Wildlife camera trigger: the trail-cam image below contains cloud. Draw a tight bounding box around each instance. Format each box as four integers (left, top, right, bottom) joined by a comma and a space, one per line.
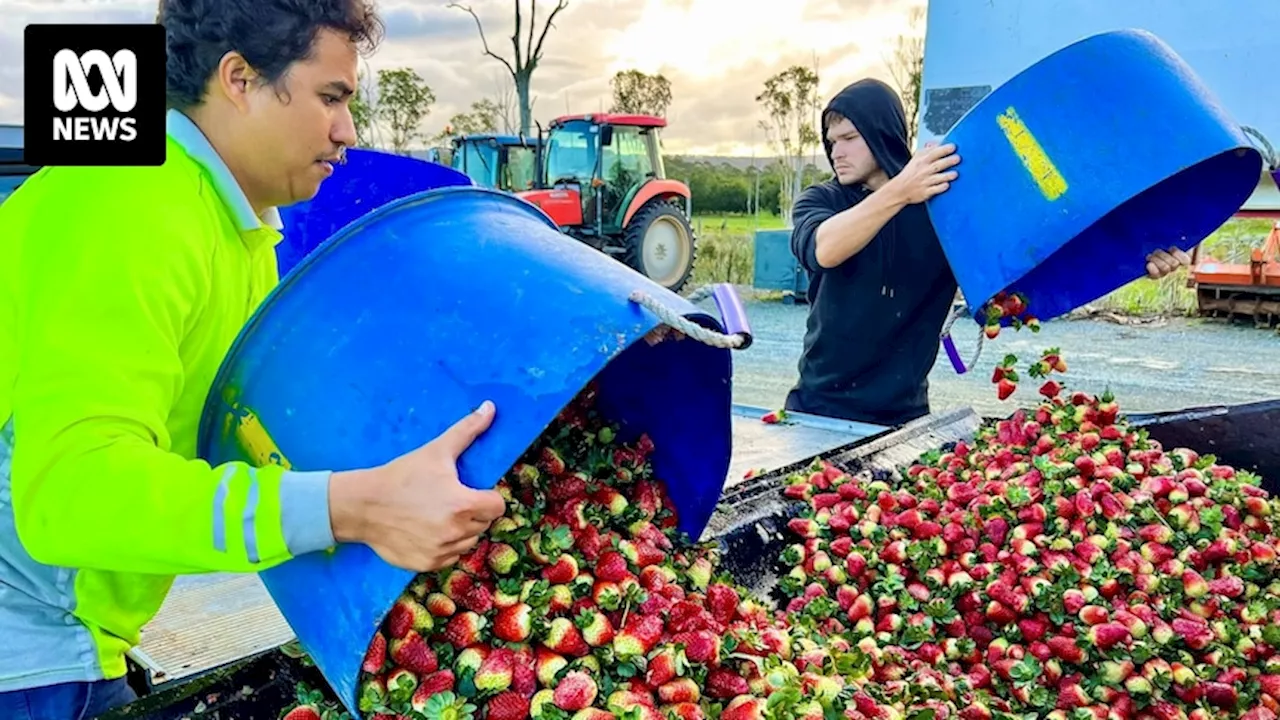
0, 0, 922, 155
0, 1, 158, 126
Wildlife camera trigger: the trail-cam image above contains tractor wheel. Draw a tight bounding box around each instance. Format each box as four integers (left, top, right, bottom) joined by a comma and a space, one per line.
622, 200, 697, 293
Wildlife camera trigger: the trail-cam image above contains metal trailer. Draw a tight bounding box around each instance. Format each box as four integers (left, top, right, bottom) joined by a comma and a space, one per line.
105, 398, 1280, 718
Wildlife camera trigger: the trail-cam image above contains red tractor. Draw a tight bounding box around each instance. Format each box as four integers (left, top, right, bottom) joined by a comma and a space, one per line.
517, 114, 698, 293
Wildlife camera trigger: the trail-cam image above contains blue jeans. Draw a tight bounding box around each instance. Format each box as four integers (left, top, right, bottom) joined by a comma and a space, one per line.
0, 677, 137, 719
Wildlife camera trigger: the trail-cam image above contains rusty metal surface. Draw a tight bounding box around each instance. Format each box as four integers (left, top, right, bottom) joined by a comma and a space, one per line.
1196, 285, 1280, 328
138, 574, 295, 685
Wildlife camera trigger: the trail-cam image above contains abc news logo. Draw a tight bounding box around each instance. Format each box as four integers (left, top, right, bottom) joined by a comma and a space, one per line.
24, 24, 165, 166
53, 49, 140, 142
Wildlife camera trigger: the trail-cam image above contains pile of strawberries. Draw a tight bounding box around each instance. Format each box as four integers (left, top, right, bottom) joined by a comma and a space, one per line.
286, 382, 906, 720
281, 292, 1280, 720
777, 348, 1280, 720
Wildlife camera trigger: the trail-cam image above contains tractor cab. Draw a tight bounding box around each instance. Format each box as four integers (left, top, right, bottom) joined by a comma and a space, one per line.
518, 114, 697, 292
450, 134, 540, 193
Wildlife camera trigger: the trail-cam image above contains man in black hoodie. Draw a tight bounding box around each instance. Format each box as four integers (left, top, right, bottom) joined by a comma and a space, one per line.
785, 79, 1190, 427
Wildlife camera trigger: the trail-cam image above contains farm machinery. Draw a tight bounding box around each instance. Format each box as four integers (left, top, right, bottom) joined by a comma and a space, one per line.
1190, 219, 1280, 327
516, 113, 698, 293
448, 133, 540, 193
1189, 159, 1280, 329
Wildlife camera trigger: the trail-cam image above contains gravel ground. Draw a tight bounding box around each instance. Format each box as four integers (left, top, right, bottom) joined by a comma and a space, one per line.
694, 295, 1280, 420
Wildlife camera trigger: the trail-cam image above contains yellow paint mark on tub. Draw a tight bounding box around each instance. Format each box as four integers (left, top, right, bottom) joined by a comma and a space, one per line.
996, 106, 1068, 201
231, 405, 293, 469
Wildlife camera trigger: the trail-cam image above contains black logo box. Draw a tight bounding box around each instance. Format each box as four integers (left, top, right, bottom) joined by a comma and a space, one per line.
24, 24, 166, 167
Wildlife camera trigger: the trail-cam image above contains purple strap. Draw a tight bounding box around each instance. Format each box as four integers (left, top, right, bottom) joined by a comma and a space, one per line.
943, 333, 969, 374
710, 283, 753, 349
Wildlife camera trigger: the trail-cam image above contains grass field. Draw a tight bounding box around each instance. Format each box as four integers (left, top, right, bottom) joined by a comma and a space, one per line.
689, 212, 784, 286
689, 212, 1274, 317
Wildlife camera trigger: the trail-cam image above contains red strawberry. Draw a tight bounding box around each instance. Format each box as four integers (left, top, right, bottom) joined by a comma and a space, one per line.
621, 539, 667, 568
720, 696, 765, 720
540, 447, 567, 475
362, 631, 386, 674
544, 554, 579, 585
544, 617, 590, 657
593, 581, 623, 612
458, 541, 491, 576
495, 603, 533, 643
536, 648, 568, 687
788, 518, 820, 538
658, 678, 701, 704
1079, 605, 1109, 626
283, 706, 322, 720
411, 670, 456, 710
443, 611, 486, 649
390, 632, 438, 675
706, 668, 750, 698
671, 630, 719, 665
475, 647, 516, 693
487, 691, 530, 720
1202, 681, 1239, 709
997, 378, 1017, 400
385, 596, 433, 639
1086, 623, 1130, 650
662, 704, 704, 720
487, 543, 520, 575
460, 582, 494, 615
1209, 575, 1244, 598
614, 614, 664, 658
706, 583, 740, 624
646, 647, 685, 687
596, 551, 630, 583
1048, 636, 1085, 664
1183, 570, 1209, 598
426, 593, 457, 618
1259, 674, 1280, 699
1171, 618, 1214, 650
1018, 617, 1049, 643
576, 610, 616, 647
553, 671, 599, 711
573, 524, 607, 560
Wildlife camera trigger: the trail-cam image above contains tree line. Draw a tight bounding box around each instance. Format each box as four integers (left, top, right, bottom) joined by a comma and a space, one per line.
352, 2, 924, 221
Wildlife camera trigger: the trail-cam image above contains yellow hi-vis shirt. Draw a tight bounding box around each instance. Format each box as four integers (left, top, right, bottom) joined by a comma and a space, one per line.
0, 109, 334, 691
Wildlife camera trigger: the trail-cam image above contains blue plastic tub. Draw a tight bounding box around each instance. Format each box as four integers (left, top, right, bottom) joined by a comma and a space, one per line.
926, 28, 1263, 323
275, 148, 474, 275
196, 184, 743, 714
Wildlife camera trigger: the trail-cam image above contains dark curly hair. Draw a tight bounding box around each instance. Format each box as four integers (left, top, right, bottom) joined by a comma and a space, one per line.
159, 0, 384, 110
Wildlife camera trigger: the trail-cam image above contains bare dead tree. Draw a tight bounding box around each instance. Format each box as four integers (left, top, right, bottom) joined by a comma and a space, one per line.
886, 6, 926, 149
449, 0, 569, 135
489, 72, 520, 135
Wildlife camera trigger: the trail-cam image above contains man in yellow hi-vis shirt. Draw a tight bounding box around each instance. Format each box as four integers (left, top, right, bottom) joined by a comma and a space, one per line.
0, 2, 507, 717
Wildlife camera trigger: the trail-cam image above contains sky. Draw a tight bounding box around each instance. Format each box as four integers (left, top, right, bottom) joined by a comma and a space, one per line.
0, 0, 927, 157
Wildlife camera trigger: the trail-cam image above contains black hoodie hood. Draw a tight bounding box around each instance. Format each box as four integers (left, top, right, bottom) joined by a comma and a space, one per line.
821, 78, 912, 200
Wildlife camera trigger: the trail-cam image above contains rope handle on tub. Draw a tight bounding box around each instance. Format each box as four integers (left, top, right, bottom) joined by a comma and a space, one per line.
1242, 126, 1279, 171
629, 290, 750, 350
939, 302, 984, 374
